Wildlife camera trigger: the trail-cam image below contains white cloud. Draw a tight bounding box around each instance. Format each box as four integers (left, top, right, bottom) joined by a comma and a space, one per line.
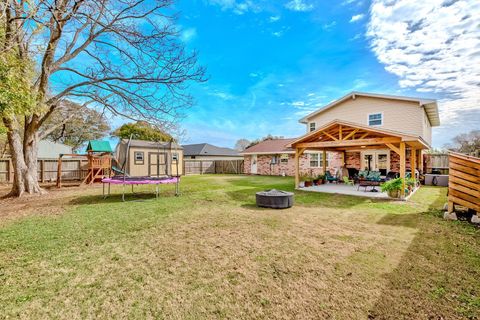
349, 14, 365, 22
269, 15, 281, 22
272, 31, 284, 37
322, 21, 337, 30
285, 0, 314, 12
205, 0, 260, 15
367, 0, 480, 147
291, 101, 305, 106
180, 28, 197, 42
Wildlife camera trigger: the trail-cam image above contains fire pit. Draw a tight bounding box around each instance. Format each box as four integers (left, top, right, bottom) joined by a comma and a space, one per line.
256, 189, 294, 209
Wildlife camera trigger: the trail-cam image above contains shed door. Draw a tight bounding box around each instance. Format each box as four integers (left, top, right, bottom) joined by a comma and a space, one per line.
148, 152, 167, 176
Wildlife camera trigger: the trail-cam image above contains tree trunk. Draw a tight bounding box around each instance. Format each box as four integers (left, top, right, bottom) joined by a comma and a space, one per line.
5, 122, 43, 197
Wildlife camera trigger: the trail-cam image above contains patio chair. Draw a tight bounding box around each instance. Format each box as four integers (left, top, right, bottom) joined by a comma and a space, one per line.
325, 170, 338, 183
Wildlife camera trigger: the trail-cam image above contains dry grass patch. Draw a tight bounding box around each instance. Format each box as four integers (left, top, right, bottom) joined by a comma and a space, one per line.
0, 175, 479, 319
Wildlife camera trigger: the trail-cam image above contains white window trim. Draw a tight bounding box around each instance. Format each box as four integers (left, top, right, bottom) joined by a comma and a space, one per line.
309, 152, 329, 168
309, 122, 316, 132
367, 112, 384, 127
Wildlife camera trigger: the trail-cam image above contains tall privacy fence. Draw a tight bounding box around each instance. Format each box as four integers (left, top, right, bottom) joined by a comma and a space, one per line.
0, 158, 245, 182
183, 160, 244, 175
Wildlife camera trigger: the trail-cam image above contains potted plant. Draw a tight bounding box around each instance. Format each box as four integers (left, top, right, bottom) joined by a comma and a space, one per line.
304, 175, 313, 187
316, 173, 325, 185
312, 175, 320, 186
380, 177, 403, 198
299, 173, 308, 188
406, 177, 416, 192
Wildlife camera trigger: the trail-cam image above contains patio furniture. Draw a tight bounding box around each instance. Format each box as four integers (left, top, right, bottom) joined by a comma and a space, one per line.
343, 176, 354, 186
357, 171, 382, 192
325, 171, 338, 183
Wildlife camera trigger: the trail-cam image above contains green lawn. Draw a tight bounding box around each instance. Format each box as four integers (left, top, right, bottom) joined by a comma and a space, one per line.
1, 175, 479, 319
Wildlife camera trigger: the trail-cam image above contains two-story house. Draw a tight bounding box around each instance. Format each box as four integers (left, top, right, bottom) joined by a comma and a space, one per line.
289, 91, 440, 192
243, 92, 440, 190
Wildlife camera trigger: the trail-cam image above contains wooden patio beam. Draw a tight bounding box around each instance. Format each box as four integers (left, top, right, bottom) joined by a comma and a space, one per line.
359, 132, 369, 139
296, 137, 401, 149
322, 131, 339, 141
385, 143, 400, 155
342, 129, 359, 140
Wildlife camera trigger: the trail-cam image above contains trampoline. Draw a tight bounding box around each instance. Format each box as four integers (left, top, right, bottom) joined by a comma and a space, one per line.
102, 176, 180, 201
102, 135, 181, 201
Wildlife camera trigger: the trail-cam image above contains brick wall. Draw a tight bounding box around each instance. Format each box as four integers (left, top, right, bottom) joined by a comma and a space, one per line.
344, 150, 412, 173
243, 152, 343, 177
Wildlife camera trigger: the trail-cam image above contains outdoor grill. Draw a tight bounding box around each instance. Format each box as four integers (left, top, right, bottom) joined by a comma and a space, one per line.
256, 189, 294, 209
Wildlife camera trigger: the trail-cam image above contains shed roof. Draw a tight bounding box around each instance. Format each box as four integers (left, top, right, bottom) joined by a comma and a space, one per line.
241, 138, 296, 155
120, 139, 183, 149
86, 140, 113, 153
182, 143, 240, 156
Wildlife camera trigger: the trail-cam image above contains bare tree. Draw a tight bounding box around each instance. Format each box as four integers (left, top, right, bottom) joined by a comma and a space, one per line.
234, 138, 250, 151
1, 0, 205, 196
444, 130, 480, 156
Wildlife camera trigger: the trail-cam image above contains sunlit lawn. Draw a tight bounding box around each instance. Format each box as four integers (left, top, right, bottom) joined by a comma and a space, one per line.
1, 175, 479, 319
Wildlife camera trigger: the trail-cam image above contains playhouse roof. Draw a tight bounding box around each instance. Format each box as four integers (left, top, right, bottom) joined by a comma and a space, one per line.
86, 140, 113, 153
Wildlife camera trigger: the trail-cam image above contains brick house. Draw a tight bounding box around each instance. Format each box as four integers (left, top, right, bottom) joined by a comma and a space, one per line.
243, 92, 440, 188
242, 138, 342, 177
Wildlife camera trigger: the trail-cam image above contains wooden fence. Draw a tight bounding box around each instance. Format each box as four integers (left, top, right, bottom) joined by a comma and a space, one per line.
447, 152, 479, 214
0, 158, 88, 183
424, 153, 449, 174
183, 160, 244, 175
1, 158, 245, 181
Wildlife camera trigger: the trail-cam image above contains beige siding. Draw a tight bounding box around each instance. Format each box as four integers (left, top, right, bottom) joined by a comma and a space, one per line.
128, 147, 183, 176
306, 96, 430, 142
422, 109, 432, 145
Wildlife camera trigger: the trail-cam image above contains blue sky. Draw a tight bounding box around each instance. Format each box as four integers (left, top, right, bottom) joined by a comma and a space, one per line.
104, 0, 479, 149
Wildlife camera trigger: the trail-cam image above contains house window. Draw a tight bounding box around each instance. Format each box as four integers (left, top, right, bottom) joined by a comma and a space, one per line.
134, 151, 144, 165
280, 154, 289, 164
309, 153, 329, 167
309, 122, 316, 132
368, 113, 383, 126
172, 153, 179, 161
271, 155, 280, 164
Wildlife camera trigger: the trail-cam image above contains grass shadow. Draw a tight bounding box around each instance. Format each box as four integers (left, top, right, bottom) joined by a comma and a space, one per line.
367, 187, 480, 319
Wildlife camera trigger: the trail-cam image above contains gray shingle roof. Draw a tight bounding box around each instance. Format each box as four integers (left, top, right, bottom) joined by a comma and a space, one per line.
182, 143, 240, 156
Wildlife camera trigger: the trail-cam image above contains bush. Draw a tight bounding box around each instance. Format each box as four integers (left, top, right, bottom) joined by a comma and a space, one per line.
381, 178, 403, 193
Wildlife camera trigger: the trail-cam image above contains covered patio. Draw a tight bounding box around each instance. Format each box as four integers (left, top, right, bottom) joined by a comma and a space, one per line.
288, 120, 430, 199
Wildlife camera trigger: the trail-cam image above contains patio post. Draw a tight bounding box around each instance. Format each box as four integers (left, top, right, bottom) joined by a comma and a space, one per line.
400, 142, 406, 198
322, 149, 327, 174
295, 148, 300, 188
411, 147, 416, 182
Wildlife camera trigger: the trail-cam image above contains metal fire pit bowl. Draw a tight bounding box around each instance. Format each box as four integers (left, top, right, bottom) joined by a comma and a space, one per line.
256, 189, 294, 209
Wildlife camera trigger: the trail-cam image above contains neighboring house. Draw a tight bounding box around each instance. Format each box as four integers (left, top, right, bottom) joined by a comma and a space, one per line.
38, 140, 73, 159
242, 138, 342, 176
182, 143, 242, 160
243, 91, 439, 177
298, 91, 439, 175
116, 139, 184, 176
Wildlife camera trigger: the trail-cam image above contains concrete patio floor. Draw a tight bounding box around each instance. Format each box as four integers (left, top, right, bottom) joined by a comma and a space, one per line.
300, 183, 390, 199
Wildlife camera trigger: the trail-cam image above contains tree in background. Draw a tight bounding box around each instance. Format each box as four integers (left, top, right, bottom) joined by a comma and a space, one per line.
46, 101, 110, 152
113, 121, 173, 142
445, 130, 480, 156
1, 0, 205, 196
234, 139, 250, 151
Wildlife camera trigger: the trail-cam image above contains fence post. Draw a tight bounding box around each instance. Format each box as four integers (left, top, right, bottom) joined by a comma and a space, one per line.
8, 159, 13, 182
40, 160, 45, 183
200, 161, 203, 174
